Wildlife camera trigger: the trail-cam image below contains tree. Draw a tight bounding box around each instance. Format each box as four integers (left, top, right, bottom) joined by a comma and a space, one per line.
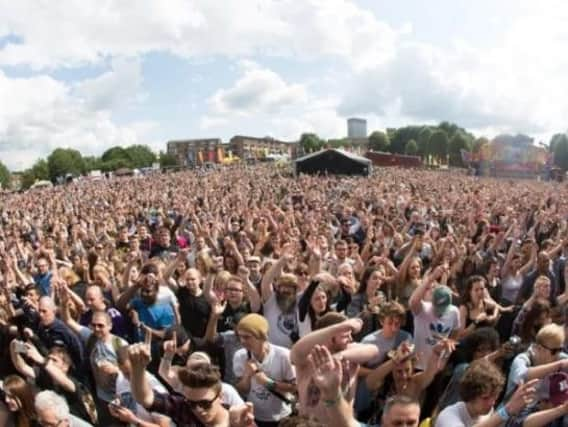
449, 132, 472, 167
472, 137, 489, 154
83, 156, 102, 172
0, 160, 10, 189
417, 127, 433, 159
389, 126, 423, 154
125, 145, 157, 168
404, 139, 418, 156
101, 158, 131, 172
19, 159, 49, 190
550, 133, 567, 154
368, 131, 390, 152
47, 148, 85, 181
299, 133, 324, 154
552, 134, 568, 170
429, 130, 449, 164
404, 139, 418, 155
20, 169, 36, 190
159, 151, 178, 168
101, 146, 130, 164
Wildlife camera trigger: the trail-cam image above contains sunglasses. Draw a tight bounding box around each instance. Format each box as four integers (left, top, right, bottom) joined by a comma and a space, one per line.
540, 343, 562, 355
187, 391, 220, 410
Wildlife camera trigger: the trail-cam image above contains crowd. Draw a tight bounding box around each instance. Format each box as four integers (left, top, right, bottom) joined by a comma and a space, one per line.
0, 164, 568, 427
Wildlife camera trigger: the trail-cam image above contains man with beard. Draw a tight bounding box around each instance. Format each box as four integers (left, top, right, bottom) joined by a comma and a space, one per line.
117, 264, 175, 371
117, 265, 176, 342
261, 253, 301, 348
290, 312, 378, 424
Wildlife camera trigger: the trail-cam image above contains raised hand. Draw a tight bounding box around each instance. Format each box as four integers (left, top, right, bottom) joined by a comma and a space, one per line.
128, 342, 151, 371
307, 345, 343, 399
163, 331, 177, 357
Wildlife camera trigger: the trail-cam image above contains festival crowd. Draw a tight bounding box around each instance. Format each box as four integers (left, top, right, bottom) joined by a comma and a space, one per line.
1, 165, 568, 427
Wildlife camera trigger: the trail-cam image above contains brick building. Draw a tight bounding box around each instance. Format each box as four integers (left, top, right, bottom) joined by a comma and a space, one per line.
229, 135, 298, 160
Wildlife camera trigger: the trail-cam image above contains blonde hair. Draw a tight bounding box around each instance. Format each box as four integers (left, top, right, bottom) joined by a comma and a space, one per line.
536, 323, 565, 348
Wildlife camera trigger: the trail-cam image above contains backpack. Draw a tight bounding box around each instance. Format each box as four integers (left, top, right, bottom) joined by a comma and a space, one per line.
83, 333, 126, 423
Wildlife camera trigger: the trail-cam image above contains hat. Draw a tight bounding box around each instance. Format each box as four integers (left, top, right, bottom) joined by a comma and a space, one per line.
432, 286, 452, 317
538, 372, 568, 405
247, 256, 261, 264
237, 314, 269, 340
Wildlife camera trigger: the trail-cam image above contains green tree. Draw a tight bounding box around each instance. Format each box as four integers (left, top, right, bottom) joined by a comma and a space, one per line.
83, 156, 102, 172
101, 146, 131, 165
159, 151, 178, 168
20, 170, 36, 190
47, 148, 85, 181
0, 160, 10, 189
125, 145, 157, 168
417, 127, 433, 159
368, 131, 390, 152
552, 134, 568, 170
404, 139, 418, 155
429, 130, 449, 164
449, 132, 472, 167
389, 126, 424, 154
299, 133, 324, 153
550, 133, 567, 154
473, 137, 489, 154
101, 158, 131, 172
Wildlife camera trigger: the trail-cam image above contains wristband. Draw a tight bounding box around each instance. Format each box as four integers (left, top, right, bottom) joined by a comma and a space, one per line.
322, 390, 342, 407
265, 378, 276, 391
497, 405, 510, 421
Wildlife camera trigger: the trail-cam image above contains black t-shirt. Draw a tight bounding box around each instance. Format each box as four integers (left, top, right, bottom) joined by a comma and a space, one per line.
149, 243, 179, 260
176, 288, 210, 338
35, 365, 91, 422
217, 302, 251, 333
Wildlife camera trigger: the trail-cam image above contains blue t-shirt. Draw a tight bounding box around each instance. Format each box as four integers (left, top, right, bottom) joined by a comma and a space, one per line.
34, 272, 53, 296
130, 297, 175, 330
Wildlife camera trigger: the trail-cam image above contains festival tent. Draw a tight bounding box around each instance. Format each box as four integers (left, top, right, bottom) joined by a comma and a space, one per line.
294, 148, 372, 176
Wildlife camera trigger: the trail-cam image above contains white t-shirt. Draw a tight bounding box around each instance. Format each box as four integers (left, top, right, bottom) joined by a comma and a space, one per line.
413, 301, 460, 370
435, 401, 492, 427
361, 329, 413, 368
233, 344, 296, 422
263, 294, 300, 348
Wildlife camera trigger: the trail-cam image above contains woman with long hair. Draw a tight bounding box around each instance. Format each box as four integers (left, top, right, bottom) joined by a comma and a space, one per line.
298, 279, 331, 337
2, 375, 37, 427
457, 275, 499, 339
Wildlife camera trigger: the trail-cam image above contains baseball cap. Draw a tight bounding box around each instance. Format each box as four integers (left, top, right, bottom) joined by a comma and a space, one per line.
432, 286, 452, 317
538, 371, 568, 405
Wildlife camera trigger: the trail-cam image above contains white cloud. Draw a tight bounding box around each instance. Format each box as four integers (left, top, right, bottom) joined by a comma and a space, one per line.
0, 0, 402, 69
339, 2, 568, 139
202, 62, 344, 141
0, 65, 156, 170
207, 61, 307, 116
73, 57, 144, 111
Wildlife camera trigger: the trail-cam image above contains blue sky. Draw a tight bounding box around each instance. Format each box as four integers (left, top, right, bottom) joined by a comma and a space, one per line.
0, 0, 567, 170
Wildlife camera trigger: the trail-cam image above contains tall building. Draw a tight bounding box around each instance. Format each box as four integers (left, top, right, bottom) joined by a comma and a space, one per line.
347, 118, 367, 139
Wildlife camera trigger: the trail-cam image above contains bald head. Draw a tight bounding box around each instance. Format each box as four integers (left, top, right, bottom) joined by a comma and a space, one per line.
39, 296, 56, 326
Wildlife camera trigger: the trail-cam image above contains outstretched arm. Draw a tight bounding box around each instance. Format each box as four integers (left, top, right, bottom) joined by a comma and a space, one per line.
290, 318, 363, 367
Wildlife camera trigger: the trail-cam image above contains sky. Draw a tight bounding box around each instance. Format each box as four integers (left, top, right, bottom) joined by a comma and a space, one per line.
1, 0, 567, 170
